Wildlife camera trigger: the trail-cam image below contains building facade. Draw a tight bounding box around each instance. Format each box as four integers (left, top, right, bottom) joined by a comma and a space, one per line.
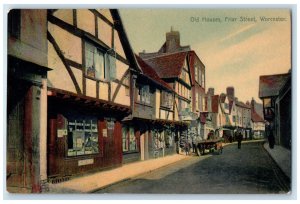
7, 9, 51, 193
46, 9, 139, 182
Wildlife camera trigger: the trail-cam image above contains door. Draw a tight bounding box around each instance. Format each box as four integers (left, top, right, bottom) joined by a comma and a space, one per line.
7, 95, 26, 191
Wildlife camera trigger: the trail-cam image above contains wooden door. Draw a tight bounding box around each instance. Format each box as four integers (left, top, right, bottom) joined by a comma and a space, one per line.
7, 96, 26, 191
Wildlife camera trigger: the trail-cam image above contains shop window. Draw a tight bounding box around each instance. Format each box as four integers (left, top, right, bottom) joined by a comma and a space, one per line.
85, 41, 116, 80
67, 119, 99, 156
161, 91, 173, 109
122, 126, 137, 152
164, 130, 173, 148
137, 85, 150, 104
153, 130, 165, 150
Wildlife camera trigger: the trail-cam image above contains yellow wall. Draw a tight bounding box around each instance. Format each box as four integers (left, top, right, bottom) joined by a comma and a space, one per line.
53, 9, 73, 25
48, 9, 131, 107
99, 82, 109, 101
98, 17, 112, 47
77, 10, 95, 36
48, 22, 82, 64
48, 43, 77, 93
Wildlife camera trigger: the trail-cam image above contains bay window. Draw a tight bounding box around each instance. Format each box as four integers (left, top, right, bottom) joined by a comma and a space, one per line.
137, 85, 150, 104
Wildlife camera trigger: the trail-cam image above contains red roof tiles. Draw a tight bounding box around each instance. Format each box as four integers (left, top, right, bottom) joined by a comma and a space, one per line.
135, 55, 173, 91
259, 73, 290, 98
142, 52, 188, 79
252, 110, 265, 122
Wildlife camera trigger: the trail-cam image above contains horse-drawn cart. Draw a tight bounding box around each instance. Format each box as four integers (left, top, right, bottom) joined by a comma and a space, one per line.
195, 137, 223, 156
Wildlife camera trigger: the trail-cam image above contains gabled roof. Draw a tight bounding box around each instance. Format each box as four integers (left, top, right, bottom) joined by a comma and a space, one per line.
252, 111, 265, 122
142, 52, 188, 79
259, 73, 290, 98
135, 55, 173, 92
110, 10, 141, 73
211, 95, 219, 113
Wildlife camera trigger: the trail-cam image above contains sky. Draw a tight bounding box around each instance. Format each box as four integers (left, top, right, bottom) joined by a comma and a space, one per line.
119, 8, 291, 103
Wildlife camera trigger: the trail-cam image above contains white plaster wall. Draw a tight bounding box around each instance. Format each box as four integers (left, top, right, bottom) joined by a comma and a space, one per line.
111, 82, 130, 106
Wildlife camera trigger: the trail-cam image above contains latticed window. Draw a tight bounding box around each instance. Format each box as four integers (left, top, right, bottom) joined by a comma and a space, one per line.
161, 91, 173, 109
137, 85, 150, 104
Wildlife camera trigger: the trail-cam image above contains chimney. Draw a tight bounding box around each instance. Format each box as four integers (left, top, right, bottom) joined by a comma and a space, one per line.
226, 87, 235, 99
166, 27, 180, 53
207, 88, 215, 96
251, 97, 255, 112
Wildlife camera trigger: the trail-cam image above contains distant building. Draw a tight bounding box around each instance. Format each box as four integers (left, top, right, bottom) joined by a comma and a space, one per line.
259, 72, 291, 149
250, 98, 265, 139
139, 28, 206, 148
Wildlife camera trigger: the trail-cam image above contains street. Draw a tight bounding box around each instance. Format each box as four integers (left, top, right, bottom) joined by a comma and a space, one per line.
95, 141, 290, 194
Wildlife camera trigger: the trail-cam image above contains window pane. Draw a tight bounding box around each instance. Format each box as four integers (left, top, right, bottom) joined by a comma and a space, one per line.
129, 127, 136, 151
85, 42, 96, 78
95, 50, 104, 79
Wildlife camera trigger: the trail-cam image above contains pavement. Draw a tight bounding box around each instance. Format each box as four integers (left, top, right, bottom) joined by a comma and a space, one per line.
263, 142, 291, 180
47, 153, 189, 193
46, 140, 291, 194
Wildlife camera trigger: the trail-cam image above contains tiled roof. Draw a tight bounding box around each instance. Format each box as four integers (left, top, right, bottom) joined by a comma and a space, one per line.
143, 52, 188, 79
252, 110, 265, 122
236, 101, 251, 109
135, 55, 173, 91
259, 73, 290, 98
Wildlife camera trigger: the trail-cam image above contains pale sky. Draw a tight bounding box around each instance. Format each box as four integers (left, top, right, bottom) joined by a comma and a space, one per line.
119, 9, 291, 103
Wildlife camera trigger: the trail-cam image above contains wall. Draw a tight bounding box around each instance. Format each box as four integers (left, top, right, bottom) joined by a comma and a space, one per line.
48, 9, 130, 107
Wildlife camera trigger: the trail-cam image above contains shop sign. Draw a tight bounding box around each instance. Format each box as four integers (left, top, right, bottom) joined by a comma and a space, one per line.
57, 129, 67, 138
78, 158, 94, 166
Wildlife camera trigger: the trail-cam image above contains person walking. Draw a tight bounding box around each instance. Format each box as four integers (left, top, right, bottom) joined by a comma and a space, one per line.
268, 131, 275, 149
184, 140, 190, 155
237, 131, 243, 149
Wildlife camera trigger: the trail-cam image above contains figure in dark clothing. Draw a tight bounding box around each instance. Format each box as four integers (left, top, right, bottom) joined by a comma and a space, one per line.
268, 131, 275, 149
184, 141, 190, 155
237, 132, 243, 149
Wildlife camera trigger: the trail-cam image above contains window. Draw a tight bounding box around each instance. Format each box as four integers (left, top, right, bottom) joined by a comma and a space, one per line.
202, 96, 206, 111
201, 72, 205, 87
195, 66, 198, 83
122, 126, 137, 152
195, 92, 199, 111
85, 41, 116, 80
137, 85, 150, 104
8, 9, 21, 39
224, 103, 229, 110
67, 118, 99, 156
161, 91, 173, 109
233, 116, 236, 122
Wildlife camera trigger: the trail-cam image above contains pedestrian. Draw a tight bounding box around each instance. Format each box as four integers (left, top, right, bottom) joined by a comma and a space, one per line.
268, 131, 275, 149
237, 132, 242, 149
184, 141, 190, 155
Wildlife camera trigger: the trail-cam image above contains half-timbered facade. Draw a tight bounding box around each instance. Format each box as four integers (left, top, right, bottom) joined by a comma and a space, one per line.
46, 9, 139, 181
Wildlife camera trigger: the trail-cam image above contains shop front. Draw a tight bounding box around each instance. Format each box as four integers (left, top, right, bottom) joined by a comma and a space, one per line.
47, 89, 128, 182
